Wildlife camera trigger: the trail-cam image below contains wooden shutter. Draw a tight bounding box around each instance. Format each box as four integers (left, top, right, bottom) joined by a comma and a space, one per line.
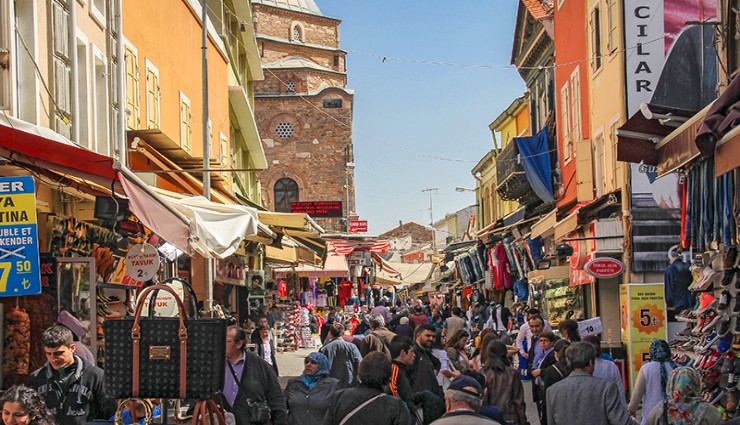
576, 139, 594, 202
146, 69, 159, 128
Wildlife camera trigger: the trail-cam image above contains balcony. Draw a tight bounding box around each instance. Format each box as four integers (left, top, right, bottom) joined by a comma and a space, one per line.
495, 141, 540, 206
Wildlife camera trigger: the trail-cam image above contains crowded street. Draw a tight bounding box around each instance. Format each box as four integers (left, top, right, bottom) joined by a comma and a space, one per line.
2, 0, 740, 424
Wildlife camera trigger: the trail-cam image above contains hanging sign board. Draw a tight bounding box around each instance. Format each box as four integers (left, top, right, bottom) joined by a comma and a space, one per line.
347, 251, 371, 267
349, 220, 368, 233
584, 257, 625, 279
125, 243, 160, 282
578, 316, 603, 337
139, 278, 186, 317
0, 176, 41, 296
619, 283, 666, 389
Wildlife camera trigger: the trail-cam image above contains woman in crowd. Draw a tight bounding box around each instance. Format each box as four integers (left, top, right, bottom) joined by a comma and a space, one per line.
284, 352, 339, 425
431, 329, 458, 390
470, 330, 497, 371
645, 367, 721, 425
482, 340, 529, 425
0, 386, 54, 425
557, 319, 581, 342
628, 339, 677, 425
541, 339, 571, 391
444, 329, 471, 372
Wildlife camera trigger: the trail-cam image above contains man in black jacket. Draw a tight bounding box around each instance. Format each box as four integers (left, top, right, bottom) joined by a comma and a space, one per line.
407, 324, 445, 424
26, 325, 114, 425
387, 336, 416, 405
223, 325, 287, 425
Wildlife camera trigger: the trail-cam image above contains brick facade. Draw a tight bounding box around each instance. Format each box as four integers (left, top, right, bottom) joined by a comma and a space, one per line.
252, 2, 355, 232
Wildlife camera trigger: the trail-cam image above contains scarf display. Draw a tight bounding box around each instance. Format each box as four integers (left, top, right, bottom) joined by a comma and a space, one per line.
299, 352, 330, 389
649, 338, 676, 393
664, 367, 707, 425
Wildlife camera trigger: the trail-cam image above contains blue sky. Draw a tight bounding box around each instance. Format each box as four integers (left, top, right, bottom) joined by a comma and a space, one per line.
318, 1, 526, 234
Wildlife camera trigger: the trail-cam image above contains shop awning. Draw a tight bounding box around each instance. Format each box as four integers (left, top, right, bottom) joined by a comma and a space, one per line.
271, 242, 347, 277
375, 262, 434, 286
616, 103, 694, 165
0, 114, 117, 187
257, 211, 326, 258
530, 210, 557, 239
228, 86, 268, 170
118, 167, 259, 259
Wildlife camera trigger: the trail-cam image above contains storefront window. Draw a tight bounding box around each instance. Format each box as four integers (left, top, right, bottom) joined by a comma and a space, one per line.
274, 178, 299, 212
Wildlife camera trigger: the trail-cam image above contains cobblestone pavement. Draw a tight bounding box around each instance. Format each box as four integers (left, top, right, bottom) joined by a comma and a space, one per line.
275, 347, 541, 425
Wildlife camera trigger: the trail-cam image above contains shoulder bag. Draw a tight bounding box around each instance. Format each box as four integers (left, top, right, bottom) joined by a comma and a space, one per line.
104, 284, 227, 399
224, 359, 271, 424
338, 394, 385, 425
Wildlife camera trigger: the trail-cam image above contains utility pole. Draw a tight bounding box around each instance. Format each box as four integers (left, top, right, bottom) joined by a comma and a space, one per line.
201, 0, 213, 314
422, 188, 438, 252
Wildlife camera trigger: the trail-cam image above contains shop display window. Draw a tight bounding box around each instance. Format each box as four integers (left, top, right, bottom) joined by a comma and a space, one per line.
544, 278, 585, 326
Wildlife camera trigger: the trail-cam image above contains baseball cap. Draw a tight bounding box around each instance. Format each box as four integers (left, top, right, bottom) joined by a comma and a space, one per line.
447, 375, 483, 398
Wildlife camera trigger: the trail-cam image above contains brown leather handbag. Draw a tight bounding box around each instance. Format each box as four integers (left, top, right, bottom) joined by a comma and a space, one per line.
104, 284, 227, 400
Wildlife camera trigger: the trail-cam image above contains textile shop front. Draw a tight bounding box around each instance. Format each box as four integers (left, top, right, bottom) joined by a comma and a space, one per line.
0, 115, 269, 388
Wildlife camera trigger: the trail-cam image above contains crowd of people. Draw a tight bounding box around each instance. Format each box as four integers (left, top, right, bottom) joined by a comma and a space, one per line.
1, 299, 735, 425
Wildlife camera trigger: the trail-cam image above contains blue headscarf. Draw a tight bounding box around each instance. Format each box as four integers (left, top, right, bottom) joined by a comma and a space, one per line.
300, 352, 330, 389
649, 338, 676, 394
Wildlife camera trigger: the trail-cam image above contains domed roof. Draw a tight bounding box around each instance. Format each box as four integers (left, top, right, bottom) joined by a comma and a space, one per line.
252, 0, 322, 16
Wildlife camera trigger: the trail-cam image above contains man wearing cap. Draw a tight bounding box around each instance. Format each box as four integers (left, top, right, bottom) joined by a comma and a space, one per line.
430, 375, 500, 425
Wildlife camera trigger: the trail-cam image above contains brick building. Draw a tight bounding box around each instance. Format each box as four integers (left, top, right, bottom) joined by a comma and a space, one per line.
251, 0, 355, 232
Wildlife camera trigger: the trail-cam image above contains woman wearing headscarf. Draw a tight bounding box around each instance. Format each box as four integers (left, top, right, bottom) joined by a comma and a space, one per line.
482, 341, 529, 425
283, 352, 339, 425
645, 367, 721, 425
628, 339, 677, 425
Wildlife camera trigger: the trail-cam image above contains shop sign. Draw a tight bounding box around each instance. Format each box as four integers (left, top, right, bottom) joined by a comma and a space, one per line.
348, 251, 371, 267
578, 316, 603, 337
0, 176, 41, 296
139, 278, 186, 317
584, 258, 625, 279
290, 201, 343, 217
215, 256, 246, 286
619, 283, 666, 389
125, 243, 160, 282
349, 220, 368, 233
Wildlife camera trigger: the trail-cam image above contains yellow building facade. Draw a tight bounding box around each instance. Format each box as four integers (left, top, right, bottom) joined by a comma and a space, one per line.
474, 95, 529, 230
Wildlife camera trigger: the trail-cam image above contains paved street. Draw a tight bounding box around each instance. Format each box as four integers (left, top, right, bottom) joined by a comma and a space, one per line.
275, 347, 541, 425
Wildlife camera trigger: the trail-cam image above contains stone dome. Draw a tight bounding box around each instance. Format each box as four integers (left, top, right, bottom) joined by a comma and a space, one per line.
251, 0, 322, 16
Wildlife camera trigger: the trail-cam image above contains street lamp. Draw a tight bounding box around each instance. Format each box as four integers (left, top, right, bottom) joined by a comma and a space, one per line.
422, 188, 438, 252
455, 186, 475, 192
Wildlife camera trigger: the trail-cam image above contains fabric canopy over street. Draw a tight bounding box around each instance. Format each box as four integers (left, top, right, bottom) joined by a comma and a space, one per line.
324, 239, 401, 278
375, 262, 433, 287
119, 169, 259, 259
515, 125, 554, 203
272, 242, 348, 278
258, 211, 326, 258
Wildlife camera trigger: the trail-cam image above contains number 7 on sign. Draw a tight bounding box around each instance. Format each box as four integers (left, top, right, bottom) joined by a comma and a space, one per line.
0, 262, 10, 292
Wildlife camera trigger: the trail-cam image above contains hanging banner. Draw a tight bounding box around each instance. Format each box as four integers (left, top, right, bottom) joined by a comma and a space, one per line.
620, 283, 666, 390
0, 176, 41, 296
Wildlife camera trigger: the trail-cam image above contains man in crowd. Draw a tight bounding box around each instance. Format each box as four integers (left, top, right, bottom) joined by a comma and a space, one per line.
408, 324, 445, 424
515, 308, 552, 359
442, 307, 466, 339
430, 375, 499, 425
323, 352, 413, 425
388, 336, 416, 406
254, 324, 279, 375
526, 315, 547, 422
409, 306, 430, 328
583, 335, 627, 406
320, 311, 336, 344
359, 314, 396, 357
547, 342, 637, 425
320, 323, 363, 388
26, 325, 114, 425
222, 325, 287, 425
371, 299, 393, 325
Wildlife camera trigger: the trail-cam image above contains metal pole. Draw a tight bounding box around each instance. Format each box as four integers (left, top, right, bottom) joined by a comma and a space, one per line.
422, 188, 438, 252
201, 0, 213, 313
345, 170, 349, 232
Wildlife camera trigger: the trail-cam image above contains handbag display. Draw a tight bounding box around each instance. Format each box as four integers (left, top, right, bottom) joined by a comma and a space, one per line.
113, 399, 153, 425
104, 284, 227, 400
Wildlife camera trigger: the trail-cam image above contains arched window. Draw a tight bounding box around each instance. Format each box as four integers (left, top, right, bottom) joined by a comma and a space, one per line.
292, 25, 302, 42
274, 178, 299, 212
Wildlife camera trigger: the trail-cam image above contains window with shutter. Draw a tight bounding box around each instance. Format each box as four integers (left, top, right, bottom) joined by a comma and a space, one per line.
0, 0, 11, 111
560, 83, 571, 162
606, 0, 619, 54
590, 6, 602, 71
180, 92, 191, 153
575, 138, 594, 201
124, 45, 140, 129
145, 60, 160, 129
570, 69, 581, 141
52, 1, 69, 60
